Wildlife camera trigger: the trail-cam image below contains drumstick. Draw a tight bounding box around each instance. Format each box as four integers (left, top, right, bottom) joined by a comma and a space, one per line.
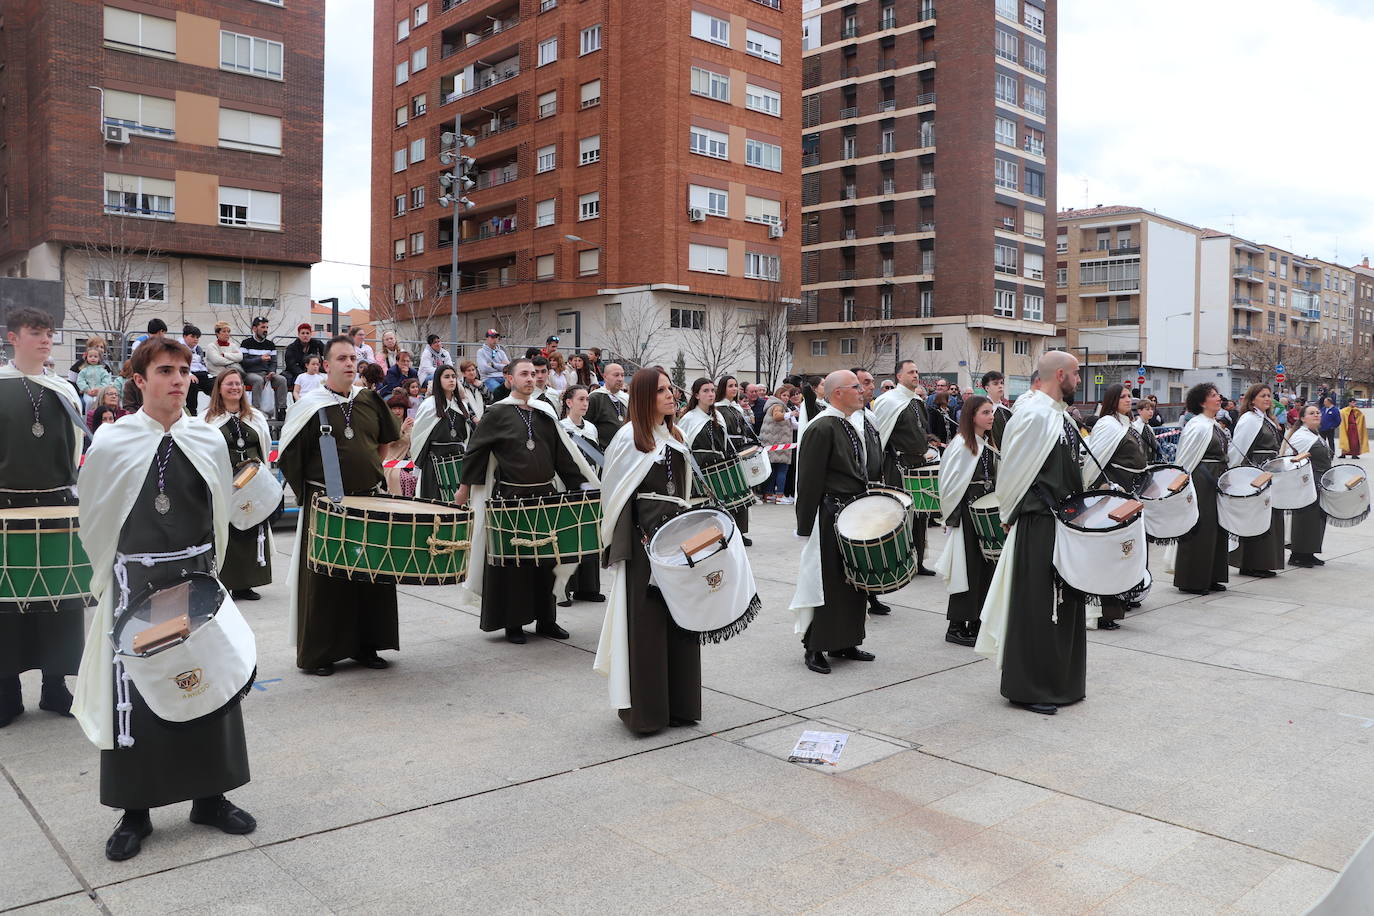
1347, 475, 1366, 490
1288, 452, 1310, 462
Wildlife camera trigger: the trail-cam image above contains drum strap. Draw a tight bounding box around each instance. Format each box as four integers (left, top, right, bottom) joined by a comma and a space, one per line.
55, 393, 93, 446
569, 433, 605, 470
316, 408, 346, 504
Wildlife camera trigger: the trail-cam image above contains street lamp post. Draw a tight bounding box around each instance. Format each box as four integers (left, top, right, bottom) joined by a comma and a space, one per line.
318, 297, 339, 336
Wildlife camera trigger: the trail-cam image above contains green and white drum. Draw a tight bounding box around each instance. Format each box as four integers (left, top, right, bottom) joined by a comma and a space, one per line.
428, 446, 465, 503
834, 488, 917, 595
308, 495, 471, 585
699, 452, 756, 511
968, 493, 1005, 561
901, 461, 941, 514
0, 505, 93, 610
485, 490, 602, 566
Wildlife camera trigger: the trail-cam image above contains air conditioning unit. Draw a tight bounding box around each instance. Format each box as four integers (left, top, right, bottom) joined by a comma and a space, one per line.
687, 207, 706, 222
103, 123, 130, 145
768, 224, 784, 239
394, 252, 406, 261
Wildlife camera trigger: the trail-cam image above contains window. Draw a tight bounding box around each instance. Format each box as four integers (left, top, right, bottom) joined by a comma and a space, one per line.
221, 31, 283, 79
690, 126, 728, 159
578, 192, 600, 220
691, 11, 729, 46
745, 195, 780, 225
671, 307, 706, 329
538, 90, 557, 118
393, 149, 406, 172
920, 289, 934, 317
1023, 293, 1044, 321
691, 67, 730, 102
218, 187, 282, 230
996, 0, 1017, 20
924, 336, 942, 351
983, 337, 1001, 353
1024, 43, 1046, 74
1014, 338, 1031, 355
395, 61, 409, 85
536, 198, 556, 227
580, 79, 601, 108
397, 17, 410, 41
396, 105, 409, 127
880, 128, 896, 153
410, 231, 425, 255
103, 173, 174, 220
745, 139, 782, 171
840, 338, 857, 355
104, 90, 176, 138
538, 37, 558, 66
745, 84, 781, 116
688, 244, 727, 274
744, 252, 780, 281
414, 3, 429, 26
1023, 84, 1046, 117
995, 29, 1017, 62
536, 144, 556, 172
1024, 129, 1044, 155
393, 282, 406, 303
412, 94, 428, 117
1024, 168, 1045, 198
995, 73, 1017, 104
409, 137, 425, 163
580, 24, 601, 55
574, 248, 598, 276
994, 159, 1018, 190
579, 135, 601, 165
745, 29, 781, 63
411, 186, 425, 209
690, 185, 728, 217
394, 194, 406, 217
87, 276, 166, 302
810, 340, 828, 356
880, 290, 893, 319
995, 116, 1016, 147
994, 244, 1018, 274
219, 108, 282, 153
841, 297, 855, 321
1056, 267, 1067, 287
1023, 4, 1044, 34
536, 254, 555, 280
412, 46, 428, 72
1024, 252, 1043, 281
209, 267, 280, 310
104, 8, 176, 58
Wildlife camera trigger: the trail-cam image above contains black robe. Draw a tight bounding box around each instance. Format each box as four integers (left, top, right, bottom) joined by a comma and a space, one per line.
881, 396, 931, 564
795, 415, 868, 652
989, 404, 1011, 451
563, 422, 602, 598
691, 413, 750, 535
280, 390, 402, 669
416, 401, 473, 501
216, 416, 272, 591
607, 451, 701, 733
1288, 436, 1331, 555
586, 390, 628, 451
101, 440, 250, 809
1174, 425, 1230, 591
1229, 416, 1284, 572
719, 403, 758, 534
1091, 421, 1149, 622
999, 417, 1088, 706
460, 403, 586, 631
947, 447, 997, 625
0, 377, 86, 676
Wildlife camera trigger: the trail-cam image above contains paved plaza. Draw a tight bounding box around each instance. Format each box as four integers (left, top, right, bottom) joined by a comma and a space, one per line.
4, 461, 1373, 915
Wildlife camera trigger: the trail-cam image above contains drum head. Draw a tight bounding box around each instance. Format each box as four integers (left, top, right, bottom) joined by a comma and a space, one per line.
0, 505, 79, 520
334, 495, 465, 516
836, 494, 907, 540
1140, 464, 1189, 499
1323, 463, 1366, 490
1262, 456, 1308, 474
648, 509, 737, 566
1057, 490, 1136, 531
1218, 466, 1268, 496
970, 493, 1000, 511
111, 573, 224, 657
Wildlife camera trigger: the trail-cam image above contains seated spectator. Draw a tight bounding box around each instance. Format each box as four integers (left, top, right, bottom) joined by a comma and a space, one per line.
120, 360, 142, 412
240, 315, 288, 419
418, 334, 451, 387
404, 377, 423, 417
569, 352, 594, 388
182, 325, 213, 416
86, 387, 126, 430
76, 347, 116, 410
381, 391, 416, 496
129, 318, 167, 353
359, 361, 385, 392
88, 405, 122, 438
351, 327, 376, 367
378, 330, 402, 371
378, 349, 418, 397
284, 323, 325, 388
293, 354, 325, 400
204, 321, 244, 377
458, 359, 487, 416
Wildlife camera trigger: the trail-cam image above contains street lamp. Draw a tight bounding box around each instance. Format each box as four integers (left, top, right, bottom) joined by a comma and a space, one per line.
318, 297, 339, 336
438, 129, 476, 353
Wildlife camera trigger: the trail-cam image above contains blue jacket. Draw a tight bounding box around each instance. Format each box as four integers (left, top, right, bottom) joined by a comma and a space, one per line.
1320, 405, 1341, 431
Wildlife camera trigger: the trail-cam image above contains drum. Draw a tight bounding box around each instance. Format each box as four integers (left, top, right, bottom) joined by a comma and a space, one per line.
428, 447, 465, 503
308, 494, 472, 585
0, 505, 93, 610
699, 453, 756, 511
1051, 490, 1147, 599
738, 445, 771, 488
1319, 463, 1370, 527
646, 508, 760, 643
834, 489, 917, 594
485, 490, 602, 566
1138, 463, 1199, 543
968, 493, 1005, 561
230, 460, 284, 531
110, 573, 256, 725
1261, 455, 1317, 511
1216, 466, 1274, 538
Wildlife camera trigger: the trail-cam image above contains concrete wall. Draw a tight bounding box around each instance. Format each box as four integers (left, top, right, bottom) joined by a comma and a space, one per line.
1197, 237, 1232, 369
1144, 219, 1197, 370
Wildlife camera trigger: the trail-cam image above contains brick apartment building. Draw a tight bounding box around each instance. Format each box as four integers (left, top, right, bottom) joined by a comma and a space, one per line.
372, 0, 800, 378
792, 0, 1055, 392
0, 0, 322, 354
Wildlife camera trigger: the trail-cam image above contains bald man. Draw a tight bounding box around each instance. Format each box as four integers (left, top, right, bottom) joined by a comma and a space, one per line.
975, 351, 1088, 715
789, 370, 874, 674
586, 363, 629, 449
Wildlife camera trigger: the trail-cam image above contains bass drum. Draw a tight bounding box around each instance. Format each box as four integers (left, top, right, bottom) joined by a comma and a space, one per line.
1319, 463, 1370, 527
1216, 466, 1274, 538
1051, 490, 1147, 601
646, 508, 759, 643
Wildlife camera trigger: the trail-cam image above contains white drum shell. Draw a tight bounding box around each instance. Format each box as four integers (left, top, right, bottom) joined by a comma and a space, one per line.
740, 449, 771, 487
1262, 457, 1317, 511
647, 510, 758, 635
1217, 468, 1274, 538
1139, 468, 1199, 540
1053, 512, 1147, 598
1319, 465, 1371, 522
230, 461, 284, 530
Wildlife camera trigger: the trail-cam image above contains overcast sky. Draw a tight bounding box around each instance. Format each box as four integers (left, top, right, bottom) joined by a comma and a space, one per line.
310, 0, 1374, 307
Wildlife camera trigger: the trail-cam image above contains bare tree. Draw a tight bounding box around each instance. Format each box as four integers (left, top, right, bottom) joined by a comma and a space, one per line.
679, 296, 754, 380
64, 220, 169, 354
215, 261, 298, 343
949, 332, 994, 389
753, 296, 792, 390
602, 298, 669, 372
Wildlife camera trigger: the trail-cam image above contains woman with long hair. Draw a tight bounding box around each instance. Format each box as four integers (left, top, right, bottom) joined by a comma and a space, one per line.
547, 351, 571, 394
569, 352, 594, 388
929, 391, 959, 445
1173, 383, 1231, 595
1286, 403, 1331, 568
411, 365, 473, 501
557, 385, 605, 605
381, 391, 416, 496
1085, 383, 1151, 626
1229, 383, 1285, 577
936, 396, 998, 646
205, 368, 274, 600
715, 374, 758, 542
1133, 399, 1162, 463
678, 378, 753, 544
378, 330, 402, 371
594, 367, 702, 733
86, 386, 125, 430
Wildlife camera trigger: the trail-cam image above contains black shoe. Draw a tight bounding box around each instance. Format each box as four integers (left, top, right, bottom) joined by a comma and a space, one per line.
572, 592, 606, 602
1, 675, 24, 728
1179, 587, 1209, 595
945, 626, 976, 647
668, 716, 698, 727
1289, 555, 1315, 568
308, 664, 335, 676
105, 810, 152, 861
828, 647, 875, 661
868, 598, 891, 615
1239, 568, 1277, 578
1013, 701, 1058, 716
1099, 620, 1121, 630
354, 653, 388, 670
535, 621, 569, 639
1209, 583, 1228, 592
231, 589, 261, 601
1126, 601, 1142, 609
557, 597, 573, 608
741, 536, 753, 547
1311, 557, 1326, 566
38, 677, 73, 717
916, 566, 937, 576
505, 628, 527, 645
189, 796, 257, 835
804, 651, 831, 674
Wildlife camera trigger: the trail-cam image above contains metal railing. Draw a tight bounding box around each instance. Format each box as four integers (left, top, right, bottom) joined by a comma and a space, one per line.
747, 0, 781, 8
443, 67, 520, 105
441, 17, 519, 58
839, 106, 858, 119
475, 167, 518, 189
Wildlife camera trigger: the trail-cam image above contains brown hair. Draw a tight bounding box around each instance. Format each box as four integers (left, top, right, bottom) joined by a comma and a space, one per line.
386, 391, 410, 413
129, 337, 192, 377
958, 395, 991, 454
1238, 383, 1271, 416
628, 366, 682, 453
4, 307, 53, 333
205, 367, 259, 423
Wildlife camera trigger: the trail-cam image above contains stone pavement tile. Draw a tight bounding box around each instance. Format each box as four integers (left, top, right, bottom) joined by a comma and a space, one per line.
95, 848, 329, 915
840, 807, 983, 868
667, 820, 830, 888
993, 795, 1127, 849
981, 855, 1134, 916
843, 749, 993, 807
331, 869, 556, 916
944, 901, 1028, 915
1064, 814, 1197, 873
806, 869, 972, 914
772, 777, 921, 839
1228, 859, 1338, 915
906, 828, 1053, 896
1087, 877, 1222, 915
736, 719, 912, 773
0, 780, 82, 910
604, 794, 767, 856
6, 894, 102, 915
926, 775, 1055, 827
732, 843, 894, 910
1143, 834, 1286, 906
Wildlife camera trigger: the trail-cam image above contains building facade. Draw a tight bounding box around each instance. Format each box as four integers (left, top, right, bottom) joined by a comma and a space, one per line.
791, 0, 1056, 391
372, 0, 800, 381
0, 0, 322, 353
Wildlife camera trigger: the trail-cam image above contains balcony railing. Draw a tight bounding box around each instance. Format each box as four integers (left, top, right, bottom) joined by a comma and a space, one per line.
746, 0, 781, 8
917, 91, 936, 105
840, 25, 859, 39
1231, 326, 1257, 338
878, 99, 897, 112
915, 5, 936, 21
1106, 317, 1138, 326
461, 220, 520, 243
476, 118, 518, 140
443, 67, 520, 104
475, 167, 518, 190
876, 224, 896, 236
840, 67, 861, 79
920, 174, 935, 189
839, 106, 858, 119
802, 152, 820, 166
875, 58, 897, 71
843, 229, 857, 240
1108, 279, 1140, 292
441, 17, 519, 58
918, 221, 935, 232
1232, 265, 1264, 281
880, 180, 895, 195
837, 269, 857, 280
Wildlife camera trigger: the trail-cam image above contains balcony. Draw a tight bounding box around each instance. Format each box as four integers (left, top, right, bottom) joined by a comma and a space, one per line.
843, 229, 857, 240
474, 163, 518, 190
442, 60, 520, 105
839, 106, 859, 119
840, 25, 859, 39
1298, 280, 1321, 293
877, 99, 897, 113
837, 269, 857, 281
918, 221, 935, 232
1231, 326, 1258, 340
802, 152, 820, 166
1294, 309, 1321, 323
441, 15, 519, 58
1232, 265, 1264, 283
915, 5, 936, 21
1231, 296, 1262, 312
916, 91, 936, 106
876, 224, 896, 236
1108, 279, 1140, 292
475, 117, 518, 141
746, 0, 781, 8
920, 174, 935, 189
460, 212, 519, 244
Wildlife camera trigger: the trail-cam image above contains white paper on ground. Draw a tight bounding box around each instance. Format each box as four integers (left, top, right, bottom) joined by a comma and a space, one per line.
788, 730, 849, 766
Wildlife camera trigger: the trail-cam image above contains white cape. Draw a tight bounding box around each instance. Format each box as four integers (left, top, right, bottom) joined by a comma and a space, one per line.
410, 395, 469, 490
788, 406, 853, 636
1084, 413, 1130, 489
1229, 409, 1270, 466
73, 410, 233, 749
1175, 415, 1217, 473
1288, 426, 1320, 456
872, 384, 920, 449
933, 434, 987, 596
0, 366, 85, 470
678, 406, 725, 452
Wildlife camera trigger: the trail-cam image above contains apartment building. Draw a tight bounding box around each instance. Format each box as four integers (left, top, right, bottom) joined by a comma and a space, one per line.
0, 0, 323, 346
372, 0, 800, 378
791, 0, 1055, 391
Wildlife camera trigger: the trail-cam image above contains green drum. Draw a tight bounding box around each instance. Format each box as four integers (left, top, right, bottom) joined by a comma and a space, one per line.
428, 446, 465, 503
485, 490, 602, 566
968, 493, 1005, 561
308, 494, 471, 585
901, 461, 941, 514
0, 506, 93, 609
833, 488, 917, 595
699, 452, 756, 511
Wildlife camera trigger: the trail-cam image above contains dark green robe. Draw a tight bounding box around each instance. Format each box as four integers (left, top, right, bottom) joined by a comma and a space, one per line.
947, 447, 997, 625
989, 404, 1011, 451
1288, 437, 1330, 554
1174, 425, 1230, 591
586, 390, 627, 450
1092, 421, 1149, 622
881, 396, 930, 564
1229, 416, 1284, 571
795, 416, 868, 652
416, 400, 473, 501
216, 416, 272, 590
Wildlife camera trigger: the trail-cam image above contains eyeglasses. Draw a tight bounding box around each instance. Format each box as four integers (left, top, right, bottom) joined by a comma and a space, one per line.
837, 384, 863, 391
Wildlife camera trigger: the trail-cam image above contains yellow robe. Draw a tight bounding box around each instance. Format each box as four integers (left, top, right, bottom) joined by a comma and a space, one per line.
1339, 406, 1369, 456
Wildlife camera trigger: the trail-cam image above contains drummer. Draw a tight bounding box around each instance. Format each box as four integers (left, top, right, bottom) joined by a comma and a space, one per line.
1287, 404, 1330, 568
278, 336, 402, 676
73, 337, 254, 861
980, 371, 1013, 449
454, 357, 592, 644
715, 374, 758, 546
411, 365, 475, 501
558, 385, 606, 605
1085, 383, 1150, 628
872, 359, 936, 576
851, 367, 893, 616
789, 369, 873, 674
586, 362, 629, 449
1228, 383, 1285, 578
0, 307, 89, 728
594, 367, 703, 732
1133, 399, 1163, 462
204, 368, 274, 602
1173, 383, 1231, 595
936, 396, 998, 646
680, 379, 752, 546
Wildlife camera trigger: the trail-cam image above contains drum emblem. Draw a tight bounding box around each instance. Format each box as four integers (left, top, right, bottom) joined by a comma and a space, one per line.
704, 569, 724, 591
1185, 494, 1194, 504
1120, 539, 1136, 557
173, 669, 203, 692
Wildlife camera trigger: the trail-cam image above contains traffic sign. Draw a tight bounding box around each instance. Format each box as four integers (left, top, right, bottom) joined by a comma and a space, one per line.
1138, 376, 1146, 385
1137, 367, 1146, 377
1094, 374, 1104, 385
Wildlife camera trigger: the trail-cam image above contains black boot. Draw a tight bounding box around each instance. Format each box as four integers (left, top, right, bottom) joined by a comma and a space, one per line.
0, 675, 22, 728
535, 619, 569, 639
106, 809, 152, 861
39, 674, 74, 717
804, 650, 831, 674
189, 795, 256, 834
945, 623, 975, 647
868, 596, 891, 615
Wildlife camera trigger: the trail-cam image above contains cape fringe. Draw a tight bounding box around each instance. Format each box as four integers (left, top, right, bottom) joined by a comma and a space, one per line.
1146, 534, 1181, 546
1327, 509, 1369, 528
1055, 574, 1149, 606
697, 593, 760, 645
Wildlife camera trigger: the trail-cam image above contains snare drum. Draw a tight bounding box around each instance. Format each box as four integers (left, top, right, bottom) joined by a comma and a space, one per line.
901, 461, 941, 514
835, 489, 918, 594
647, 508, 759, 643
485, 489, 602, 566
1051, 490, 1147, 599
230, 460, 284, 531
1216, 466, 1274, 538
0, 505, 93, 610
1261, 455, 1317, 511
428, 447, 465, 503
968, 493, 1005, 561
1138, 463, 1199, 543
737, 445, 771, 488
308, 495, 472, 585
699, 453, 756, 511
1319, 463, 1370, 526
